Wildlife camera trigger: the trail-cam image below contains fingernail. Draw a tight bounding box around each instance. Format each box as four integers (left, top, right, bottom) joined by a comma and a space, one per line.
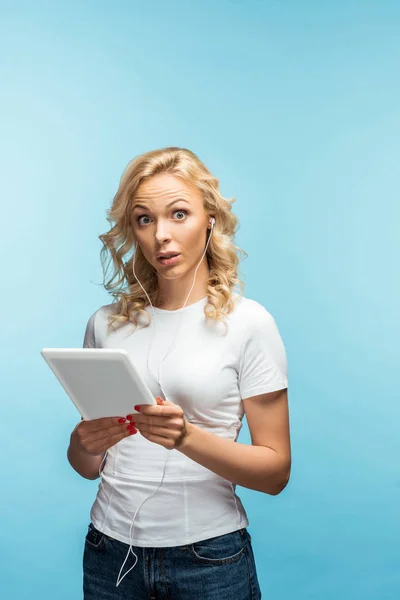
127, 423, 136, 429
126, 415, 134, 421
134, 405, 140, 412
118, 418, 126, 423
129, 428, 137, 435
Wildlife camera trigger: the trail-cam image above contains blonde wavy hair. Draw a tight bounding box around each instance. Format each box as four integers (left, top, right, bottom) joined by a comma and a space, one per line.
99, 146, 247, 331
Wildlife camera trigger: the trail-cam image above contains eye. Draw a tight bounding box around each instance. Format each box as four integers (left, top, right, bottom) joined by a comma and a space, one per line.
136, 214, 151, 226
136, 209, 188, 226
174, 209, 188, 220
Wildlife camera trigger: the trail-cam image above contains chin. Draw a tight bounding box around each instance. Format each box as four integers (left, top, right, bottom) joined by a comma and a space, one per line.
157, 268, 183, 279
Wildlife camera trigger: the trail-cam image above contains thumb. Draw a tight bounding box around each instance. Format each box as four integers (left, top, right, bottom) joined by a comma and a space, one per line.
156, 396, 173, 406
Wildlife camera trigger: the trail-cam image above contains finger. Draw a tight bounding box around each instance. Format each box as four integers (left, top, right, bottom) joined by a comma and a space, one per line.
131, 415, 183, 429
86, 421, 134, 443
80, 422, 134, 449
154, 397, 176, 406
106, 425, 138, 446
136, 423, 182, 439
136, 397, 170, 414
139, 429, 175, 450
129, 404, 182, 417
84, 426, 137, 455
83, 416, 130, 433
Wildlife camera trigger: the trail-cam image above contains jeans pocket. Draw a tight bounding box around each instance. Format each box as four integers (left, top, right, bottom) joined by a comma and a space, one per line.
85, 522, 107, 550
190, 530, 246, 565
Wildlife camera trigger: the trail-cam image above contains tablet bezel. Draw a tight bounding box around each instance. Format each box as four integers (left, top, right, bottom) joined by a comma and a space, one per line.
41, 348, 157, 420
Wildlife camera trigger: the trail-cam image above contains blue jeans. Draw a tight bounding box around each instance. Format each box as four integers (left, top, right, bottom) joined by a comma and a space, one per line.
83, 522, 262, 599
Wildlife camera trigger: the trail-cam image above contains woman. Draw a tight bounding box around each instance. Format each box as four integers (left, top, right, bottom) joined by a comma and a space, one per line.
67, 147, 291, 599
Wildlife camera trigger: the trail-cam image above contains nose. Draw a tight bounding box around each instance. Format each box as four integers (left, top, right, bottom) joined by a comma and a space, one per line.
154, 220, 173, 245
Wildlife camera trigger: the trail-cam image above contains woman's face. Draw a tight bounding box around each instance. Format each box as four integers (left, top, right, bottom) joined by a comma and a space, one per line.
132, 173, 210, 280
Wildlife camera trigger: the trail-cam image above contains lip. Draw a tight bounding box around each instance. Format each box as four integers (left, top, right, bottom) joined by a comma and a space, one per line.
156, 253, 181, 266
156, 251, 180, 259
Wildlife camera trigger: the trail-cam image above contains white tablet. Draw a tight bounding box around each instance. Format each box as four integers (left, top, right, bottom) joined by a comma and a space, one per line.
41, 348, 157, 420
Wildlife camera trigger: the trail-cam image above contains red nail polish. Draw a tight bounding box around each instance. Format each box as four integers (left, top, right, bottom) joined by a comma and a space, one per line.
129, 428, 137, 435
126, 415, 134, 421
134, 405, 140, 412
127, 424, 136, 430
118, 418, 126, 423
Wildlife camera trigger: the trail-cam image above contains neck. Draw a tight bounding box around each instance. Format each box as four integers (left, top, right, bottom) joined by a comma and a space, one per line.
155, 256, 209, 310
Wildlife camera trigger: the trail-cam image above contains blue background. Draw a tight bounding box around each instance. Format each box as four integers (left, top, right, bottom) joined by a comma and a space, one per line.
1, 1, 399, 598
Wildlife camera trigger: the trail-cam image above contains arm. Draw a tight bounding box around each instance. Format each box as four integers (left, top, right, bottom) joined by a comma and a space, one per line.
178, 388, 291, 495
67, 418, 105, 481
67, 444, 105, 481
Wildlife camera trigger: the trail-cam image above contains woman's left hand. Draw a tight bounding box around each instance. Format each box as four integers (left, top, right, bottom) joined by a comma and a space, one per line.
126, 397, 190, 450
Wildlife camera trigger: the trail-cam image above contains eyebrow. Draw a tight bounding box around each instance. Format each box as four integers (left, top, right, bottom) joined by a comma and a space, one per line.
132, 198, 190, 211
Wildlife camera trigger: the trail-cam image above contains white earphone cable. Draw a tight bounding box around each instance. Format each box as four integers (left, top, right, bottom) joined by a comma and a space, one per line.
102, 217, 215, 587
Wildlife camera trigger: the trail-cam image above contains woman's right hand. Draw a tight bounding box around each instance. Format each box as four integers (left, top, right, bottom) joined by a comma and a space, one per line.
70, 416, 137, 456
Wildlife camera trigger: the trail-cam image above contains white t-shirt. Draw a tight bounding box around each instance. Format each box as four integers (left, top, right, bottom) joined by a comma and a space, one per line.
83, 293, 288, 547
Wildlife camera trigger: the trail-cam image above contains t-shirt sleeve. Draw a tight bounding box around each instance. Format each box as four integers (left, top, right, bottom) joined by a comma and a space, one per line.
82, 311, 97, 348
238, 306, 288, 399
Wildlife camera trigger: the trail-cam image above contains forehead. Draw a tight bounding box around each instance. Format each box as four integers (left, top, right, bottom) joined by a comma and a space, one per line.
135, 173, 202, 203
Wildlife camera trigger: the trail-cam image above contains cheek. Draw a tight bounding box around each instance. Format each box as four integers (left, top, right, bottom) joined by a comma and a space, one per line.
134, 230, 149, 248
135, 239, 153, 264
184, 227, 205, 249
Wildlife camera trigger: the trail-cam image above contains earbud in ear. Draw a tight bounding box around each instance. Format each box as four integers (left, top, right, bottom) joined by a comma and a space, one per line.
209, 217, 215, 227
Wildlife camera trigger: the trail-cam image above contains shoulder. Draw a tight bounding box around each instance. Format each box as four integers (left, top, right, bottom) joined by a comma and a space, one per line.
96, 302, 120, 318
83, 302, 122, 348
85, 302, 120, 331
233, 295, 277, 328
233, 296, 286, 355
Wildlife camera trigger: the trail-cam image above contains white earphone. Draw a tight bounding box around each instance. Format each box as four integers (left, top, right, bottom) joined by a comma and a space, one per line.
101, 212, 216, 587
98, 212, 242, 588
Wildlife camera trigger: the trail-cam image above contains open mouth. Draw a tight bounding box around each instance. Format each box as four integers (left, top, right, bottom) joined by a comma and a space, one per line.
157, 253, 181, 265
